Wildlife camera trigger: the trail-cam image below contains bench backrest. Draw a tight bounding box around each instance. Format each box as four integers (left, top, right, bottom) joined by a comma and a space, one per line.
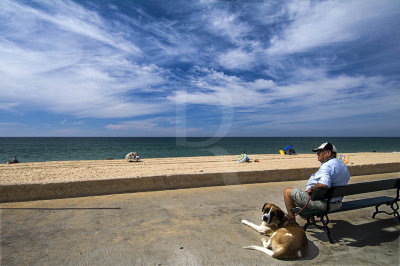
311, 178, 400, 201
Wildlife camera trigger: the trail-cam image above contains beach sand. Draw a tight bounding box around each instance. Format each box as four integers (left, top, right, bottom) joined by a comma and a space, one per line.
1, 152, 400, 185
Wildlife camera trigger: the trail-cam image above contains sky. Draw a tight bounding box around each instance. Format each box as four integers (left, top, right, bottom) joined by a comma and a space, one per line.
1, 0, 400, 137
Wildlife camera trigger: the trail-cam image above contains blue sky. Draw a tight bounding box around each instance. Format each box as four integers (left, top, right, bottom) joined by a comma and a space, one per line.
1, 0, 399, 137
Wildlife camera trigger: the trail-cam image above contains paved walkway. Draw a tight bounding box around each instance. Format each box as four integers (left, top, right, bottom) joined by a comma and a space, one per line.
1, 173, 399, 265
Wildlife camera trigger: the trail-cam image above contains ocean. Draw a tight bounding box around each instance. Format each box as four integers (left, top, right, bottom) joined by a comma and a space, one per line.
1, 137, 400, 163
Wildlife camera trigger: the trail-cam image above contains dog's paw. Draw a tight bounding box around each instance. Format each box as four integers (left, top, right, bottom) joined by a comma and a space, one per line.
261, 238, 271, 248
241, 219, 249, 224
243, 245, 257, 250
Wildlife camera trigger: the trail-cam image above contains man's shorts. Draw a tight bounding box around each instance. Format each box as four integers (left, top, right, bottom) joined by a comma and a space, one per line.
291, 188, 342, 211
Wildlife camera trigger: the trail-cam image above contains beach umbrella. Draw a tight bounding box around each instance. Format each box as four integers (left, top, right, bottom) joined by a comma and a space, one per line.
237, 153, 249, 163
283, 145, 293, 152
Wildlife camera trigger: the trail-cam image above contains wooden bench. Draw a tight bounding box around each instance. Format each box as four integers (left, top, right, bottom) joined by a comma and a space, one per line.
291, 178, 400, 243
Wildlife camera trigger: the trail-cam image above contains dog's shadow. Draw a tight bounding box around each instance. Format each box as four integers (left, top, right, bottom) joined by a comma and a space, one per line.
297, 239, 320, 261
305, 217, 399, 247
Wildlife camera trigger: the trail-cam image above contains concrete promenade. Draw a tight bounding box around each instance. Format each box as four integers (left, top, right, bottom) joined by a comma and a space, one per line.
1, 172, 399, 265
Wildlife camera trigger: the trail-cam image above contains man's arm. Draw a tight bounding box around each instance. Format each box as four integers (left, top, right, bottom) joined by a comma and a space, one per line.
307, 183, 329, 195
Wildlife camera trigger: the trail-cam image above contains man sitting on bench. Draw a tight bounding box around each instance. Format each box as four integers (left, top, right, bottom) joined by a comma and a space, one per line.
283, 142, 351, 220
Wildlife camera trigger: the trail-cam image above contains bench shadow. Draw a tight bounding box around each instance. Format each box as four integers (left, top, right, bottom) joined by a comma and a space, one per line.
307, 218, 399, 247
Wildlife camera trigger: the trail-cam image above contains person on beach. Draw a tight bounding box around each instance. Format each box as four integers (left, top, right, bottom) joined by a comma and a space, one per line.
283, 142, 350, 218
7, 157, 19, 164
125, 152, 137, 162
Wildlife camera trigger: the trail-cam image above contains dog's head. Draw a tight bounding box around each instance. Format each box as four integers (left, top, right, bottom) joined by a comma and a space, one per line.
261, 203, 285, 225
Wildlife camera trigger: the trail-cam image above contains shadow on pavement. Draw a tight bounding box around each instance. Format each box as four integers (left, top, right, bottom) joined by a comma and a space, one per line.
307, 217, 399, 247
298, 239, 319, 261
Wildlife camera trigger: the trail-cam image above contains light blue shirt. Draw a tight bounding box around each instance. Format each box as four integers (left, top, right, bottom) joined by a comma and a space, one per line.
306, 158, 350, 202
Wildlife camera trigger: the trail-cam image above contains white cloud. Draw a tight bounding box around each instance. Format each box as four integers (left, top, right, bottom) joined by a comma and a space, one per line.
0, 122, 22, 126
0, 0, 168, 119
169, 67, 399, 127
169, 69, 275, 107
0, 102, 20, 111
105, 120, 158, 130
267, 0, 400, 55
104, 119, 179, 137
218, 49, 255, 70
1, 0, 141, 54
201, 8, 252, 45
72, 121, 84, 125
1, 0, 399, 137
207, 10, 249, 41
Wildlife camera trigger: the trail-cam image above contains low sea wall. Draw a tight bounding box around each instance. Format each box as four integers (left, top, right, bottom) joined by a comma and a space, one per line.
1, 162, 399, 202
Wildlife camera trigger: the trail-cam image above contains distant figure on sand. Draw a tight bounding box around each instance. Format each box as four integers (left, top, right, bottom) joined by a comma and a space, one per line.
7, 157, 19, 164
283, 142, 350, 220
125, 152, 137, 162
125, 152, 142, 162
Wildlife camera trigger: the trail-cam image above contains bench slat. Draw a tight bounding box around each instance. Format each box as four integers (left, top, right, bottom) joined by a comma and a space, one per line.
332, 178, 399, 198
311, 178, 399, 200
330, 196, 395, 213
292, 196, 395, 217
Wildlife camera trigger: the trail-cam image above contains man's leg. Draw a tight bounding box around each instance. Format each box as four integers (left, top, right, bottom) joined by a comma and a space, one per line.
283, 187, 296, 217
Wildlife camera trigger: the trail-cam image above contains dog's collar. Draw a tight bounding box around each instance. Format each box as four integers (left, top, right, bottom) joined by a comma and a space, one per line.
280, 214, 296, 226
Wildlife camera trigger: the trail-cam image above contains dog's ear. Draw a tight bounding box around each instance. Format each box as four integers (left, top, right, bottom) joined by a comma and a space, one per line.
261, 203, 268, 212
277, 209, 285, 221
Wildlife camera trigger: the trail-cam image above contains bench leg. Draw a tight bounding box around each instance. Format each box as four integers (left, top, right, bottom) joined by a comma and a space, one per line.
320, 214, 335, 244
304, 217, 312, 231
394, 200, 400, 222
304, 216, 323, 231
303, 214, 335, 243
372, 201, 400, 222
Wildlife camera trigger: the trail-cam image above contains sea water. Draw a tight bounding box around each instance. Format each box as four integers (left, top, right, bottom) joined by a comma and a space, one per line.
1, 137, 399, 163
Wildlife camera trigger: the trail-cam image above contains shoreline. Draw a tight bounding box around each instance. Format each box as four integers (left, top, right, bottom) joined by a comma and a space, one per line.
1, 152, 400, 202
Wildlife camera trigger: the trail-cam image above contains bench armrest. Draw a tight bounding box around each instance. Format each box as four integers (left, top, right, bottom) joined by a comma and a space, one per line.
311, 187, 333, 201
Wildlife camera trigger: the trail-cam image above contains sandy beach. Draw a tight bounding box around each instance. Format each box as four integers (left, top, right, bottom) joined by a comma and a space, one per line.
2, 152, 400, 185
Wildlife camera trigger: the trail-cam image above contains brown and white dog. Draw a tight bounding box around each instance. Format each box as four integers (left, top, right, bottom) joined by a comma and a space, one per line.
241, 203, 308, 259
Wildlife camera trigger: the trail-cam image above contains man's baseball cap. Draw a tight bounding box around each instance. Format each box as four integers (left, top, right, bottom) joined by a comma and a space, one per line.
312, 142, 337, 152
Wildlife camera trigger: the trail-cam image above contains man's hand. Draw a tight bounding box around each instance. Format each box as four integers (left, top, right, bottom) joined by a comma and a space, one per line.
310, 183, 329, 194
